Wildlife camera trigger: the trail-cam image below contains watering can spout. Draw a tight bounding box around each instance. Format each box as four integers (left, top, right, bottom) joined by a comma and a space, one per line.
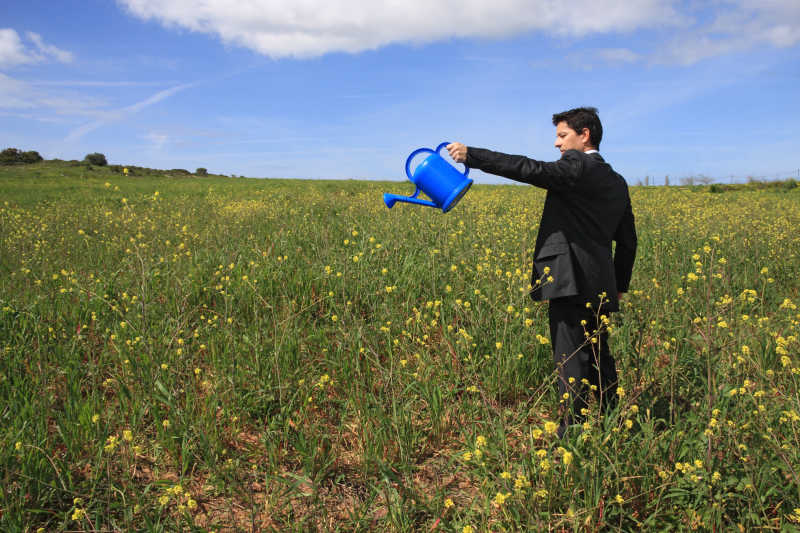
383, 193, 436, 209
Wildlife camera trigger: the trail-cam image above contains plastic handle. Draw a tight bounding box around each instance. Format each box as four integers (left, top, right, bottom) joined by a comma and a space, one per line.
435, 142, 470, 178
405, 147, 435, 180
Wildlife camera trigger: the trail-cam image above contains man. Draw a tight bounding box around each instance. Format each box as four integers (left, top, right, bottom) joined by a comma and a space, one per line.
447, 107, 637, 438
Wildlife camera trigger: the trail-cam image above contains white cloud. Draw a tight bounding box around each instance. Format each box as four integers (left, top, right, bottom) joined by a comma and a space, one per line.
712, 1, 800, 47
118, 1, 800, 64
0, 29, 32, 67
656, 0, 800, 64
117, 0, 684, 58
143, 131, 169, 149
65, 83, 193, 141
0, 28, 73, 67
0, 72, 33, 108
0, 73, 106, 116
597, 48, 641, 64
26, 32, 75, 63
0, 72, 191, 140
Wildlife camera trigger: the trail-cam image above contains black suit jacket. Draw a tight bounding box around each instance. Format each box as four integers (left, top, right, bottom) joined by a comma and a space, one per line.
465, 147, 637, 312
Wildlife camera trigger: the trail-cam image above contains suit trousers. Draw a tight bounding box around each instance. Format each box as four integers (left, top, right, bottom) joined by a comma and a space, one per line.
548, 298, 618, 434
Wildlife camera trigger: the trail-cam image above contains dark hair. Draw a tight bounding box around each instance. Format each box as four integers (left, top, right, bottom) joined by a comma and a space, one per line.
552, 107, 602, 148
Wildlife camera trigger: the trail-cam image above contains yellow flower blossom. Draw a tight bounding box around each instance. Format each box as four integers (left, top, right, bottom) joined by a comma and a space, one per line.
493, 491, 511, 506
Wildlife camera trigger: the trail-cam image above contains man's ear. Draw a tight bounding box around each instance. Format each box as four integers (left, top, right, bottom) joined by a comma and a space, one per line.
580, 127, 591, 145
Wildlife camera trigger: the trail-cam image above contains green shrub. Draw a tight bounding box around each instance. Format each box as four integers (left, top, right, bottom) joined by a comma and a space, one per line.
196, 167, 208, 176
1, 148, 21, 165
0, 148, 44, 165
20, 151, 43, 164
84, 153, 108, 166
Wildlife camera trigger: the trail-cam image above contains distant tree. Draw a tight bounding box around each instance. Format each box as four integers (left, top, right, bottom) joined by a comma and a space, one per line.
695, 174, 714, 185
0, 148, 43, 165
196, 167, 208, 176
84, 153, 108, 166
20, 150, 43, 164
0, 148, 21, 165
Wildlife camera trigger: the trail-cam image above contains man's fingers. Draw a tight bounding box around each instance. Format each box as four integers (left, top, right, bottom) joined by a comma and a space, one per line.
446, 142, 466, 163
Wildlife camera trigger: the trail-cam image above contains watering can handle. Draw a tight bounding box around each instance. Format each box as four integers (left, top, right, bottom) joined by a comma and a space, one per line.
405, 147, 436, 181
404, 143, 471, 181
436, 142, 470, 177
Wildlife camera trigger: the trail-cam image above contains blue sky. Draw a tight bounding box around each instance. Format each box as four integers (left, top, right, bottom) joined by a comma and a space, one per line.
1, 0, 799, 184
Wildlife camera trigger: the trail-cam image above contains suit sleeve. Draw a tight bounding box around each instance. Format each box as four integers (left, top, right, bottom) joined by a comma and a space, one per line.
613, 197, 637, 293
465, 147, 584, 191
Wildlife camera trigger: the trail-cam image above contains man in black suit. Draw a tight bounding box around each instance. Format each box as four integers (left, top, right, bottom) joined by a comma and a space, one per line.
447, 107, 637, 437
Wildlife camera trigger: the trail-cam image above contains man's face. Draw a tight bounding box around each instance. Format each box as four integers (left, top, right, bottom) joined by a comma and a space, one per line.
554, 121, 590, 154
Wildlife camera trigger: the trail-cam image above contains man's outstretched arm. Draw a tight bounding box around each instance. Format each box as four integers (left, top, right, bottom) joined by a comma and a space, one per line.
447, 143, 584, 191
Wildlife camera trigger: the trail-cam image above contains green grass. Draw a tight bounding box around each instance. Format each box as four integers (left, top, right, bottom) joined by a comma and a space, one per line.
1, 162, 799, 531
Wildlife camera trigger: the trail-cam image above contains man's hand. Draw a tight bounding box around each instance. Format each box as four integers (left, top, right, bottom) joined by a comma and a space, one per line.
618, 292, 624, 302
446, 142, 467, 163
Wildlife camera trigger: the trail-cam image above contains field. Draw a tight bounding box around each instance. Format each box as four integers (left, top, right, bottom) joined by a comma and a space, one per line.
1, 161, 799, 532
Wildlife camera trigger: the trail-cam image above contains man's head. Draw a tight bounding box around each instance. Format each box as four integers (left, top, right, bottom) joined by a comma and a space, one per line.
552, 107, 602, 154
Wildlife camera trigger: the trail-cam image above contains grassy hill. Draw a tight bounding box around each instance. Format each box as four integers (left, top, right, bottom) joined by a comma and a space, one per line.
2, 161, 799, 531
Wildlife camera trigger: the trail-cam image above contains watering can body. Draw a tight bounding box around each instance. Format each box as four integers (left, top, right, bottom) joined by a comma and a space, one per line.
383, 142, 472, 213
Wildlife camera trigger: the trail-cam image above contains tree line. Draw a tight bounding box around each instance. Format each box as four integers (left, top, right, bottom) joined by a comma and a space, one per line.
1, 148, 110, 167
0, 148, 44, 165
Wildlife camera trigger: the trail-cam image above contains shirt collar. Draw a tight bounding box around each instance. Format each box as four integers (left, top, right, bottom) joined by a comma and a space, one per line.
584, 149, 599, 154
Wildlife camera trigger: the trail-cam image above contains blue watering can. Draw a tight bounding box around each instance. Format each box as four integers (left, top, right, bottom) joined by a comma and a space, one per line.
383, 142, 472, 213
